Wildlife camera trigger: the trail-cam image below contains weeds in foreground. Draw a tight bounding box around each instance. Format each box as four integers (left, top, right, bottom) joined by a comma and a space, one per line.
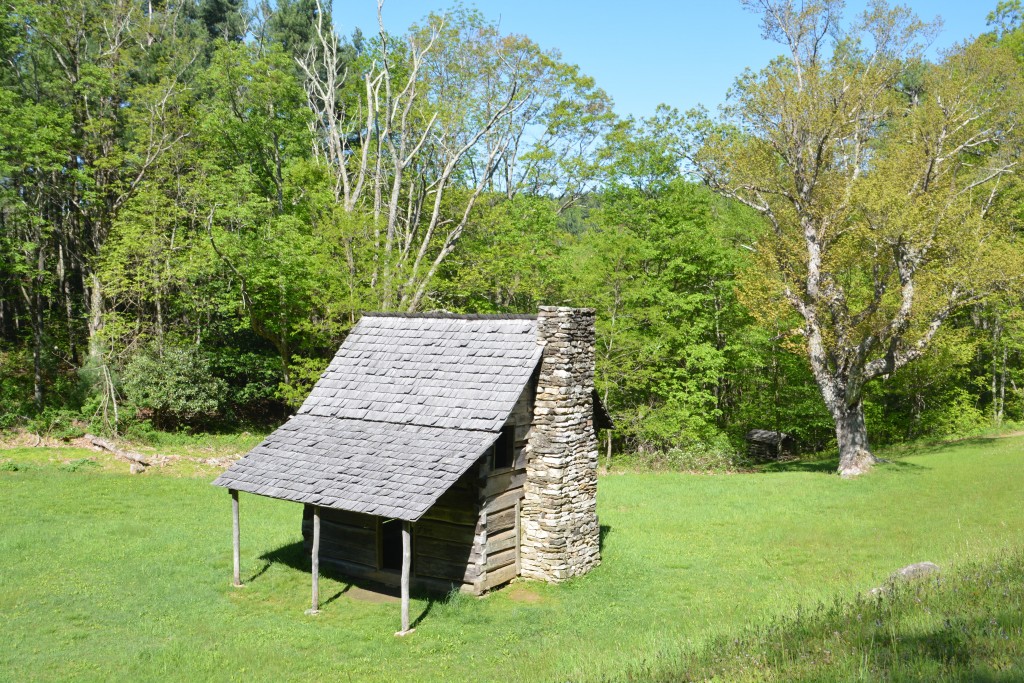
613, 551, 1024, 682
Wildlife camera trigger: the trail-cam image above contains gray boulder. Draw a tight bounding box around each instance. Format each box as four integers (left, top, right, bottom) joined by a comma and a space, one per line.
869, 562, 940, 596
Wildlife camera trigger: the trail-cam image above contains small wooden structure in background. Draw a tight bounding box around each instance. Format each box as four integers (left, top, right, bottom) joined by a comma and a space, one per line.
214, 309, 609, 634
744, 429, 796, 460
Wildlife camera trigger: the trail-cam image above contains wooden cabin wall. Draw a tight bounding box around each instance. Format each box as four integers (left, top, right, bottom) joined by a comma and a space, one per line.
301, 505, 378, 578
302, 467, 482, 594
471, 380, 535, 593
411, 468, 480, 588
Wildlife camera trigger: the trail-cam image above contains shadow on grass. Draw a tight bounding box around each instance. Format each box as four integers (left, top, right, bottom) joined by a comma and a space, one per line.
892, 435, 1001, 457
599, 524, 612, 552
755, 458, 838, 474
840, 611, 1024, 683
753, 456, 928, 475
254, 540, 443, 626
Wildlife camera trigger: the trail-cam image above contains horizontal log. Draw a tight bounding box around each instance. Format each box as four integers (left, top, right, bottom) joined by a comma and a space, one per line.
483, 562, 518, 591
305, 516, 382, 540
483, 488, 524, 513
483, 470, 526, 498
486, 547, 516, 572
322, 509, 377, 529
304, 534, 378, 568
433, 484, 478, 507
85, 434, 150, 467
486, 528, 517, 555
421, 503, 478, 526
486, 506, 517, 534
304, 505, 376, 530
416, 555, 481, 583
415, 519, 476, 544
416, 536, 477, 565
317, 556, 467, 595
318, 546, 377, 569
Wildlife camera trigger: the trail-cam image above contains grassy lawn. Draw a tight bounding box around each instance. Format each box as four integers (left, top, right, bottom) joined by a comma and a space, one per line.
1, 436, 1022, 682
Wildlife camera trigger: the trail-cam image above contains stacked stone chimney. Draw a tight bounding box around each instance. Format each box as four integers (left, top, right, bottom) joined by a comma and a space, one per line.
520, 306, 600, 581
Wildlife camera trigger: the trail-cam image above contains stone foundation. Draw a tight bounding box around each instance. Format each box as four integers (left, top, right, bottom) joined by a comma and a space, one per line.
520, 306, 600, 581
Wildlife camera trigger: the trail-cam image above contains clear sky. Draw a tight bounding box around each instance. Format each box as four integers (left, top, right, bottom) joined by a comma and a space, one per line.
330, 1, 996, 120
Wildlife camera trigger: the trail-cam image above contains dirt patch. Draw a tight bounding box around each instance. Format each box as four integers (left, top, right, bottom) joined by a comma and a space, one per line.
345, 586, 400, 604
506, 586, 543, 604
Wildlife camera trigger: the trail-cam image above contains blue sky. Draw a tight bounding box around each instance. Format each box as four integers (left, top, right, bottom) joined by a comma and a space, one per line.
330, 1, 995, 120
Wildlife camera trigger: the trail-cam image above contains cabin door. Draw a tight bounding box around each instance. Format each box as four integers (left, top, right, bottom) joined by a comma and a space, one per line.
380, 519, 405, 571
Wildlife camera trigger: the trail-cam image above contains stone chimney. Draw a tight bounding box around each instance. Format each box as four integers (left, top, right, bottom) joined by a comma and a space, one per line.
520, 306, 600, 582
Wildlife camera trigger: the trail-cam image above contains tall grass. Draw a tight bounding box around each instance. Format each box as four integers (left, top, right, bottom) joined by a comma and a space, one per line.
612, 550, 1024, 681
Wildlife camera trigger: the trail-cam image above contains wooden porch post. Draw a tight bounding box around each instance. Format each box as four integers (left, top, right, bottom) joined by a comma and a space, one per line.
307, 506, 321, 615
396, 520, 414, 636
231, 489, 242, 587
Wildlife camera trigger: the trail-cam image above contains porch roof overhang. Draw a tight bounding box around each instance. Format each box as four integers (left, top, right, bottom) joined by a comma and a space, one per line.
213, 415, 500, 521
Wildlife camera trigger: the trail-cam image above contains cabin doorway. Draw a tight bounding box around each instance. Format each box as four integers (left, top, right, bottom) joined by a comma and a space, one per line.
380, 519, 405, 571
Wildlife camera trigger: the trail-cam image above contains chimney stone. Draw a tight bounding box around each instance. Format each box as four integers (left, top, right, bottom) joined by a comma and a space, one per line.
520, 306, 600, 581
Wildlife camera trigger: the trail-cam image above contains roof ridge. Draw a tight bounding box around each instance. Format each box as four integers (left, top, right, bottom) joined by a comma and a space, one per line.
362, 311, 536, 320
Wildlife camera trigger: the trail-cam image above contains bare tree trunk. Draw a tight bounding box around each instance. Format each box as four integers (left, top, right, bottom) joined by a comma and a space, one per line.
86, 272, 105, 362
57, 238, 77, 363
31, 235, 46, 410
998, 345, 1007, 425
605, 429, 612, 471
834, 400, 876, 478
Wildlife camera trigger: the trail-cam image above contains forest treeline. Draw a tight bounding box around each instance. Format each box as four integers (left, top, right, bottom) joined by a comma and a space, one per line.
1, 0, 1022, 464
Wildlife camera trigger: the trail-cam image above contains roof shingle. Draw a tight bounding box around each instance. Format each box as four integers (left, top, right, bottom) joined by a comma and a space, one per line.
214, 314, 542, 520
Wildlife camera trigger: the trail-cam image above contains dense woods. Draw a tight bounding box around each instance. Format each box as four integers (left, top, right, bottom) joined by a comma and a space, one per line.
2, 0, 1023, 470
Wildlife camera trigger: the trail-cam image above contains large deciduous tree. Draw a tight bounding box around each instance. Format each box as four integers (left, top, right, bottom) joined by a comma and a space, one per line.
689, 0, 1024, 476
298, 0, 612, 312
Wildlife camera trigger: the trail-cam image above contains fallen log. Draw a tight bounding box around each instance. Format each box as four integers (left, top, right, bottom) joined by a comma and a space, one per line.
84, 434, 151, 471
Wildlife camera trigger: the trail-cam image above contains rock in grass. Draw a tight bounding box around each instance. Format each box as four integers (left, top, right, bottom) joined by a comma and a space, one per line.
892, 562, 940, 581
869, 562, 940, 596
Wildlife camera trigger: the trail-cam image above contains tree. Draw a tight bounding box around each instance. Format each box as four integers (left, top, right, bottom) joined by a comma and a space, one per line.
298, 1, 612, 312
198, 0, 246, 42
689, 0, 1024, 475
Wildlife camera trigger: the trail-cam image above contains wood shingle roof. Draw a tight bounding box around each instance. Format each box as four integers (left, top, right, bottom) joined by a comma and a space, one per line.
214, 314, 543, 520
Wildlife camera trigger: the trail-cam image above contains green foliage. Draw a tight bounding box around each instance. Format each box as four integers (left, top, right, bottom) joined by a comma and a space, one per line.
122, 345, 227, 430
436, 195, 565, 312
26, 409, 87, 441
988, 0, 1024, 59
563, 174, 765, 454
613, 438, 748, 473
689, 0, 1024, 470
207, 346, 287, 419
0, 0, 1020, 465
0, 350, 34, 429
198, 0, 247, 42
277, 355, 330, 409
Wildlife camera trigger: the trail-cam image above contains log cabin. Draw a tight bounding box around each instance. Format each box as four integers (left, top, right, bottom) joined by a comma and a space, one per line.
213, 307, 611, 633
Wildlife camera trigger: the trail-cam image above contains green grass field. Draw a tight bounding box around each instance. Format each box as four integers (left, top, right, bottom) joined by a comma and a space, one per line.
1, 436, 1022, 682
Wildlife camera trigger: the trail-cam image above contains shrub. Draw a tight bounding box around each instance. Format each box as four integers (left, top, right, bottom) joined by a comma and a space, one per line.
58, 458, 100, 473
122, 344, 227, 431
614, 437, 749, 473
0, 349, 34, 429
26, 408, 86, 440
277, 355, 331, 409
